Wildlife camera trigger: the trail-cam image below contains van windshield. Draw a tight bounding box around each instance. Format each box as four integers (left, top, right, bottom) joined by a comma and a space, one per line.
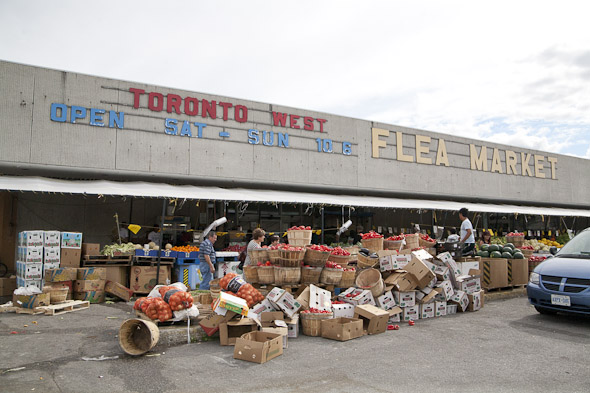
557, 230, 590, 256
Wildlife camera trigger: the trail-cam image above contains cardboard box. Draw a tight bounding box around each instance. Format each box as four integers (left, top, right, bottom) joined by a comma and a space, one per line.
44, 267, 77, 282
468, 290, 483, 311
446, 304, 458, 314
77, 267, 107, 281
13, 292, 50, 309
353, 304, 389, 335
60, 248, 82, 268
376, 290, 397, 310
16, 277, 43, 291
418, 290, 438, 304
332, 302, 355, 318
508, 258, 529, 286
46, 281, 73, 300
44, 262, 60, 274
44, 246, 61, 264
61, 232, 83, 249
434, 265, 450, 281
81, 243, 101, 256
216, 291, 250, 316
309, 284, 332, 311
104, 280, 134, 302
130, 265, 170, 293
219, 318, 258, 346
20, 231, 44, 247
285, 315, 299, 338
377, 250, 399, 272
22, 247, 43, 263
74, 290, 105, 303
17, 261, 43, 280
456, 261, 480, 276
405, 253, 436, 289
437, 252, 461, 277
480, 258, 509, 289
387, 306, 403, 323
44, 231, 61, 247
321, 317, 364, 341
384, 270, 419, 292
338, 287, 376, 306
450, 290, 469, 312
435, 301, 447, 317
420, 302, 435, 319
402, 305, 419, 321
435, 280, 455, 301
199, 311, 237, 336
0, 277, 17, 296
233, 331, 283, 364
393, 291, 415, 307
456, 275, 482, 294
74, 279, 106, 292
103, 266, 129, 286
267, 287, 302, 318
251, 299, 277, 315
260, 312, 289, 348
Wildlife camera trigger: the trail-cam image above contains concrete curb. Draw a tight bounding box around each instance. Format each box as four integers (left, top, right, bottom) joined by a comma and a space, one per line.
484, 286, 527, 302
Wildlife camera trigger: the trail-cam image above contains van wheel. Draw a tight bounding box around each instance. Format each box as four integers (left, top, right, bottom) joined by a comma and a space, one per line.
535, 306, 557, 315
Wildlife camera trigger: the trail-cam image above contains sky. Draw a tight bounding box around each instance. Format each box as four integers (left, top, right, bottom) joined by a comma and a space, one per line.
1, 1, 590, 159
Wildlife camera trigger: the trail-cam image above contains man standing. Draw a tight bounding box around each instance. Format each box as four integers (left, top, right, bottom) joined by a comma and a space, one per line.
459, 208, 475, 255
199, 231, 217, 290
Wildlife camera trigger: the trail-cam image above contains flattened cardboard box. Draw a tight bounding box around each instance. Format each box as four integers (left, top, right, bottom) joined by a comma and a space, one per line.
233, 331, 283, 364
321, 317, 364, 341
354, 304, 389, 335
219, 318, 258, 346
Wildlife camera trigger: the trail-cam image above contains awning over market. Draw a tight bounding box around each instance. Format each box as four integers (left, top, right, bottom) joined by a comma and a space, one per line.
1, 175, 589, 218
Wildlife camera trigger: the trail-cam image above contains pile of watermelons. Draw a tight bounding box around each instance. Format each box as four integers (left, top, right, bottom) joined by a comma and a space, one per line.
477, 243, 524, 259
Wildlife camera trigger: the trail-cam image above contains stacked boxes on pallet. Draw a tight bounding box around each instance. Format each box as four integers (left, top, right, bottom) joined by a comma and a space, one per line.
74, 267, 106, 303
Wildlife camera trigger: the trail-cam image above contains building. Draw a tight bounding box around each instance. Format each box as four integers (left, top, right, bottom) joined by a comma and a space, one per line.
1, 60, 588, 269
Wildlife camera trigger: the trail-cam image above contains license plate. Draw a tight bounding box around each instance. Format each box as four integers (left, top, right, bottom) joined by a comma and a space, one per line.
551, 294, 571, 307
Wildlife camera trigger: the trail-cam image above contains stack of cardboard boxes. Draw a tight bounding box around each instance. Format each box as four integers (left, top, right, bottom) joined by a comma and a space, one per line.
44, 267, 77, 300
16, 230, 60, 290
74, 267, 106, 303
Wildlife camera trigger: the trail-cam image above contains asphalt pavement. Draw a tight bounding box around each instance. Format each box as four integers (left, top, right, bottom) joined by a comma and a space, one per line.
1, 294, 589, 393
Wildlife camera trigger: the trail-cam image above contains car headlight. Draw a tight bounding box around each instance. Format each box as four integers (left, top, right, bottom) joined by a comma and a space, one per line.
529, 272, 540, 285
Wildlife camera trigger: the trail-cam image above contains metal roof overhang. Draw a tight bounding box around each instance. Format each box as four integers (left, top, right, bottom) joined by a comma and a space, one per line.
0, 175, 588, 217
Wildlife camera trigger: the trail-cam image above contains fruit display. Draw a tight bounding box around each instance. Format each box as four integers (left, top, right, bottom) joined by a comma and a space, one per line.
478, 243, 524, 259
325, 261, 343, 270
419, 234, 436, 243
361, 231, 383, 239
171, 245, 199, 252
101, 242, 137, 257
330, 247, 351, 256
523, 238, 562, 252
308, 244, 333, 252
386, 235, 405, 241
289, 226, 311, 230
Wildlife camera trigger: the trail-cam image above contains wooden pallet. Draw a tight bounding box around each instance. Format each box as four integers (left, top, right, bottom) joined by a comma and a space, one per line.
40, 300, 90, 315
133, 256, 175, 265
82, 255, 132, 265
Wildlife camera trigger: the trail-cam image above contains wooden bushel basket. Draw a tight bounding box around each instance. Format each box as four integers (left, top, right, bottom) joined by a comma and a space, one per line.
320, 267, 343, 285
327, 254, 352, 266
279, 249, 306, 267
257, 265, 275, 284
355, 268, 385, 297
243, 265, 258, 284
403, 234, 419, 249
249, 249, 269, 264
361, 237, 383, 253
274, 266, 301, 285
287, 230, 313, 247
357, 254, 379, 269
119, 318, 160, 356
303, 248, 330, 267
301, 266, 323, 284
267, 249, 281, 264
383, 239, 404, 250
300, 312, 333, 337
339, 269, 356, 287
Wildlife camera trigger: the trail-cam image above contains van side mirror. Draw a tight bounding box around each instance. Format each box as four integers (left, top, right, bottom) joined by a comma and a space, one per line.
549, 246, 558, 255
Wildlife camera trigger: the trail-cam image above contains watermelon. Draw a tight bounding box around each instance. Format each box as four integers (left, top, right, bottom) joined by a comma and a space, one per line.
504, 243, 515, 250
488, 244, 500, 253
502, 247, 514, 255
490, 251, 502, 258
481, 244, 489, 252
512, 252, 524, 259
502, 251, 513, 259
479, 251, 490, 258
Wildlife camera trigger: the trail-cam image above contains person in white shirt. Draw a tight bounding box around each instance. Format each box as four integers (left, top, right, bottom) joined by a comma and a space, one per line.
147, 224, 161, 245
459, 208, 476, 255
